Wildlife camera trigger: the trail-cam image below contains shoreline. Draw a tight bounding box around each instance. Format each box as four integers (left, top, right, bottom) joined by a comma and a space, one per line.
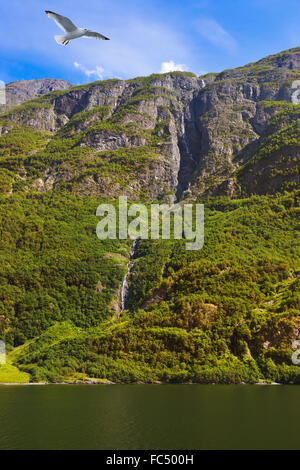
0, 381, 286, 386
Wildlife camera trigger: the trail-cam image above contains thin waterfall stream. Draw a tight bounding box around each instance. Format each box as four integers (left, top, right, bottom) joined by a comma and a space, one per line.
120, 239, 139, 312
181, 114, 196, 163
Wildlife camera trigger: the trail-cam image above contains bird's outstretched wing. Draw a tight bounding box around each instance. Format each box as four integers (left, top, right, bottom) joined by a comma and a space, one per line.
45, 11, 77, 33
84, 31, 110, 40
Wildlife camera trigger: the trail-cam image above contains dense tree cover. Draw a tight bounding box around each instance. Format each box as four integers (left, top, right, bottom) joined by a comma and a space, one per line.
0, 59, 299, 383
4, 191, 299, 384
0, 192, 130, 345
0, 123, 50, 193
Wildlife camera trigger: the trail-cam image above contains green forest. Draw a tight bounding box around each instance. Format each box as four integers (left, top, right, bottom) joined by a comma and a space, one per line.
0, 190, 299, 384
0, 49, 299, 384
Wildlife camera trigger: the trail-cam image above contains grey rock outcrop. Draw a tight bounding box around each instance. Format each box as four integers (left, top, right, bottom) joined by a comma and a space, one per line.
0, 78, 73, 112
1, 47, 300, 200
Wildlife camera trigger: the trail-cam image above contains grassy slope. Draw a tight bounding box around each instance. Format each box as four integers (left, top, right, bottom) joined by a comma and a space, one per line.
0, 361, 29, 383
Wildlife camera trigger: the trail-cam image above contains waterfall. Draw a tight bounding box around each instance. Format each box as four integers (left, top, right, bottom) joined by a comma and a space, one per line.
120, 239, 139, 312
181, 114, 195, 163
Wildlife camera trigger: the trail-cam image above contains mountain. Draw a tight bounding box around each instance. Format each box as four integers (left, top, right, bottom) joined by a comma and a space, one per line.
1, 48, 300, 202
0, 79, 73, 113
0, 48, 299, 384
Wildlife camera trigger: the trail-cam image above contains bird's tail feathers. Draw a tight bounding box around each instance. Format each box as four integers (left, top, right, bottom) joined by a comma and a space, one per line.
55, 35, 69, 46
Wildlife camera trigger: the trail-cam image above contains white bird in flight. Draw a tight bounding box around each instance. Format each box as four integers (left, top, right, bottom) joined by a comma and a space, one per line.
45, 11, 110, 46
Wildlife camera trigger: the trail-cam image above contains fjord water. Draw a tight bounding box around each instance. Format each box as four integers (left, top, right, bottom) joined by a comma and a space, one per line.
0, 385, 299, 450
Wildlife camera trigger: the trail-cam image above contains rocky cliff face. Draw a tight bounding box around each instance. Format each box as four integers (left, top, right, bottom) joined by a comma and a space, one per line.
0, 78, 73, 113
1, 47, 300, 200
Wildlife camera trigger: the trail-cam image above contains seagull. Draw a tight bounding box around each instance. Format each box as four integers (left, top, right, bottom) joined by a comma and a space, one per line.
45, 11, 110, 46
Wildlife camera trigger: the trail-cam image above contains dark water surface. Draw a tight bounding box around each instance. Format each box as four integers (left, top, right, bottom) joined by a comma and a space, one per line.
0, 384, 299, 450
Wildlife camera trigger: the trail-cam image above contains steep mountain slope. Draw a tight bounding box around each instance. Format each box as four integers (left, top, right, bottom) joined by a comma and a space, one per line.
0, 79, 73, 113
0, 47, 299, 384
8, 192, 300, 384
1, 48, 300, 201
0, 73, 204, 201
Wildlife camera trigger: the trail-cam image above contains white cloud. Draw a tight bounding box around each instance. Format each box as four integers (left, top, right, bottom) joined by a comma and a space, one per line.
160, 60, 187, 73
74, 62, 104, 79
196, 18, 237, 53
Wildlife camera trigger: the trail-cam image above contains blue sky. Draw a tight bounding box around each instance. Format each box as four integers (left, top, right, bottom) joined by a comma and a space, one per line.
1, 0, 300, 84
